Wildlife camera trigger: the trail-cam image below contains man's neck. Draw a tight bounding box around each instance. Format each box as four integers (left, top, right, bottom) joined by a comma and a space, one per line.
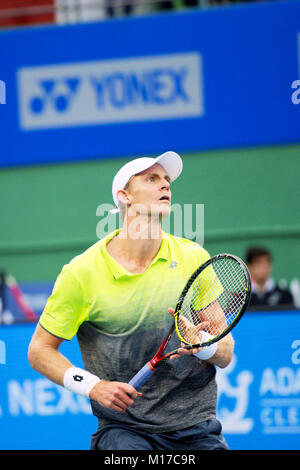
106, 216, 163, 273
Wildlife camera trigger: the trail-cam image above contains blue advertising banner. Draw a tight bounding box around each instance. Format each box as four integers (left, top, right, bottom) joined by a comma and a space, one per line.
0, 2, 300, 167
0, 310, 299, 450
0, 324, 95, 450
216, 311, 300, 450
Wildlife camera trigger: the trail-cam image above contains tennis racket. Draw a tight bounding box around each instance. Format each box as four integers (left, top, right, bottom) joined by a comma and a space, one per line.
129, 253, 251, 390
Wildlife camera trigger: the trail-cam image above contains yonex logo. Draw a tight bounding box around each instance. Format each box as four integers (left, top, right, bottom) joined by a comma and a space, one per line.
29, 78, 81, 114
18, 53, 204, 130
90, 68, 189, 108
0, 80, 6, 104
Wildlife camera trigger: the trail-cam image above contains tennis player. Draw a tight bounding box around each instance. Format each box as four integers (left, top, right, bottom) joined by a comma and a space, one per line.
28, 151, 233, 450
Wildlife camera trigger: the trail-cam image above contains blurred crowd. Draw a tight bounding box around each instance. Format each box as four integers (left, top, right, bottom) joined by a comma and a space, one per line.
98, 0, 292, 20
74, 0, 291, 21
0, 0, 289, 29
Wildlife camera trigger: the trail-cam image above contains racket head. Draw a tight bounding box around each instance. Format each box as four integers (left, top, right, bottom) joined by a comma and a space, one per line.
174, 254, 251, 348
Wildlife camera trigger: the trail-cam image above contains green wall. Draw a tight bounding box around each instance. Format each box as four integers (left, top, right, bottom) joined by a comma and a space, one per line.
1, 144, 299, 283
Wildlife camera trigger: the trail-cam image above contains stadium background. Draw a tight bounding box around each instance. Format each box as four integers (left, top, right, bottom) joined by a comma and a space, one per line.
0, 0, 299, 450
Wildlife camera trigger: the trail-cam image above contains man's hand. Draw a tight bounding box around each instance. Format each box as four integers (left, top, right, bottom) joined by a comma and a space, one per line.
89, 380, 142, 413
168, 307, 210, 360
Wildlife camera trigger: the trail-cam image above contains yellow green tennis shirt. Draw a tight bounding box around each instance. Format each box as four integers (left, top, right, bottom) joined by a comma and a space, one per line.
40, 230, 213, 341
40, 230, 220, 433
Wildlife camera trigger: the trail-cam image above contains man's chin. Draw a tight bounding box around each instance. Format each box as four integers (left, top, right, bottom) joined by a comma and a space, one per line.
157, 205, 171, 219
127, 203, 171, 219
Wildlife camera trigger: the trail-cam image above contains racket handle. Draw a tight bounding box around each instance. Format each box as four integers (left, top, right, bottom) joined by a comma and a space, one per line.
128, 362, 155, 390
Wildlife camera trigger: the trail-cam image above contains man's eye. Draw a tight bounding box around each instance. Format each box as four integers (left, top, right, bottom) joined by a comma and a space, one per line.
148, 177, 154, 182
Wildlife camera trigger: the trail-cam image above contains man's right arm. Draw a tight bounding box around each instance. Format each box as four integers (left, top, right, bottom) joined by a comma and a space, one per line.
28, 323, 72, 385
28, 323, 141, 412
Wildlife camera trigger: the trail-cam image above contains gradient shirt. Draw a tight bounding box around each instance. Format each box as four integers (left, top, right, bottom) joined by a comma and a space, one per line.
39, 230, 218, 432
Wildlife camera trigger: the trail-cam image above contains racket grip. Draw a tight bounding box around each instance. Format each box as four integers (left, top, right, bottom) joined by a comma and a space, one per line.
128, 362, 155, 390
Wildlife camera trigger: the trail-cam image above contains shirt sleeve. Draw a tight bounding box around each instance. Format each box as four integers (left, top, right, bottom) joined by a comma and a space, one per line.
39, 268, 89, 341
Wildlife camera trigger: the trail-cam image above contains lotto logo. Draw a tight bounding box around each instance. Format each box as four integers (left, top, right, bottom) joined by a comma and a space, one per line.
73, 374, 84, 382
17, 53, 204, 130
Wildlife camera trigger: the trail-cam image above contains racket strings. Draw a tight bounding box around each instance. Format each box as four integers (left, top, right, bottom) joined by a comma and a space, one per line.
177, 258, 247, 345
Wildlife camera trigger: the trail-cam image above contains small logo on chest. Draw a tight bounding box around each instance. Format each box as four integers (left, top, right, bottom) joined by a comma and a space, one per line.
169, 261, 178, 269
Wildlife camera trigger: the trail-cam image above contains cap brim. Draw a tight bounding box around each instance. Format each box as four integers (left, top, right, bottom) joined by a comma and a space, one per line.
154, 151, 183, 182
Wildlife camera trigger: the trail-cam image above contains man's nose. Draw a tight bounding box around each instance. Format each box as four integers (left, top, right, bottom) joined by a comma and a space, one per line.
161, 179, 170, 190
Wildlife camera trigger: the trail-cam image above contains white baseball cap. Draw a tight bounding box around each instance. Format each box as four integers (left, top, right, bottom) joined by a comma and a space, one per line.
110, 151, 183, 213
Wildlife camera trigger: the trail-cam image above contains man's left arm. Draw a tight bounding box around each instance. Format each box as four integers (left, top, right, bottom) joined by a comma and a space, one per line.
205, 333, 234, 369
168, 302, 235, 369
199, 300, 234, 368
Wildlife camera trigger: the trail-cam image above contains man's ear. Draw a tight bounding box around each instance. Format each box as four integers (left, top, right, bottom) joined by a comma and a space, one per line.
116, 189, 131, 206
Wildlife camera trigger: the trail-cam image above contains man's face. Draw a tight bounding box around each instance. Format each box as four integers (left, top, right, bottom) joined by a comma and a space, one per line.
249, 255, 272, 284
122, 163, 172, 218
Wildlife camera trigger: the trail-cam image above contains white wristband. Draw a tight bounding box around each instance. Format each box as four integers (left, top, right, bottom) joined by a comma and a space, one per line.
63, 367, 101, 397
194, 332, 218, 360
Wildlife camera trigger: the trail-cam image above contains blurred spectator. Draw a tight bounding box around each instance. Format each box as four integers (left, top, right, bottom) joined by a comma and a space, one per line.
245, 246, 294, 309
155, 0, 198, 12
105, 0, 134, 17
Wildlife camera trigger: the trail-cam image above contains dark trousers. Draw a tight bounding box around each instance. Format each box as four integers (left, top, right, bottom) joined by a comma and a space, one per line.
91, 419, 229, 450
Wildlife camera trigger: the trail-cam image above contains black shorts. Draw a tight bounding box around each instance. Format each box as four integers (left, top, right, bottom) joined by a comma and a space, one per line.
91, 418, 229, 451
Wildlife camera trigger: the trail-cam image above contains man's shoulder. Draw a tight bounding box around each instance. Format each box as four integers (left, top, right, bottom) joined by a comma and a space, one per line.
63, 238, 105, 279
164, 233, 210, 258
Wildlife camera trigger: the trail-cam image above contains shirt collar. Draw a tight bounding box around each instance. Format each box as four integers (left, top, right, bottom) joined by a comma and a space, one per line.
101, 229, 169, 280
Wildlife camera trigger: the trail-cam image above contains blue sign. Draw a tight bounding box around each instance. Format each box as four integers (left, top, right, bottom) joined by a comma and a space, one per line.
0, 2, 299, 167
0, 324, 95, 450
216, 311, 300, 450
0, 311, 299, 450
